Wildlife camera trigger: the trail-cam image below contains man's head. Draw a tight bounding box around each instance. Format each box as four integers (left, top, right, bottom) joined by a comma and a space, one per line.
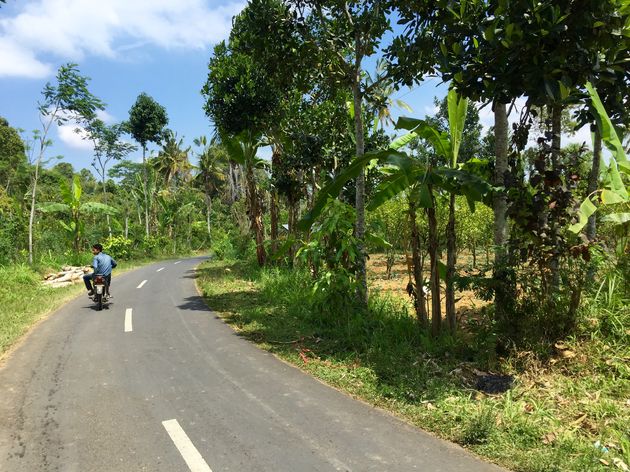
92, 243, 103, 255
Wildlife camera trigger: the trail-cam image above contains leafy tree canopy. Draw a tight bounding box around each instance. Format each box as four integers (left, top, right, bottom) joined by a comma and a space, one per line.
126, 93, 169, 149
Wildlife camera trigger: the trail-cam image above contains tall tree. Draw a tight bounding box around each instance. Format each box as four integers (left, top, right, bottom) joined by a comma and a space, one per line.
127, 93, 168, 237
284, 0, 392, 305
154, 130, 192, 188
202, 39, 282, 266
387, 0, 628, 339
193, 136, 227, 239
86, 119, 136, 236
28, 63, 104, 264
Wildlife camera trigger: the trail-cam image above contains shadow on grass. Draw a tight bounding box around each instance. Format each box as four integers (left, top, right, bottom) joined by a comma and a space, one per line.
196, 260, 479, 408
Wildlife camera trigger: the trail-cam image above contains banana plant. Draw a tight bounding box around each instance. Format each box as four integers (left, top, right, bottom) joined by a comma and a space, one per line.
38, 174, 118, 254
570, 82, 629, 233
223, 130, 268, 266
300, 89, 491, 336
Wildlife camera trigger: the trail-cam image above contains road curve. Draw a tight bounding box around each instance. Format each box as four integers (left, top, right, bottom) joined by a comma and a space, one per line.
0, 256, 505, 471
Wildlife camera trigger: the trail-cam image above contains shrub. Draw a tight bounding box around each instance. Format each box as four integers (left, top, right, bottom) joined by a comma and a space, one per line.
102, 235, 133, 260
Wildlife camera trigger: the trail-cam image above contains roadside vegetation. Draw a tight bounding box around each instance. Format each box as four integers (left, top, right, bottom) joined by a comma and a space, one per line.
197, 259, 629, 472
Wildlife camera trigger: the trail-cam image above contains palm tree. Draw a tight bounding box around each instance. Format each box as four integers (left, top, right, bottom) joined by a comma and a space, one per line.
193, 136, 227, 239
154, 130, 192, 188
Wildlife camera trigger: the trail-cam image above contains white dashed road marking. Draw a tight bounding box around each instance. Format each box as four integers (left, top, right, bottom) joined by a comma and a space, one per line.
124, 308, 133, 333
174, 261, 182, 265
137, 280, 147, 289
162, 419, 212, 472
157, 267, 165, 272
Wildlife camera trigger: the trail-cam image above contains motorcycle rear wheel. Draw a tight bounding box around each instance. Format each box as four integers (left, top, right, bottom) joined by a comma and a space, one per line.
96, 293, 103, 311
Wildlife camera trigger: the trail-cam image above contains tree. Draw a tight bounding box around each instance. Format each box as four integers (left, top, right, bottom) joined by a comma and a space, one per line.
86, 119, 136, 236
193, 136, 227, 239
39, 175, 117, 255
28, 63, 104, 264
301, 89, 492, 335
202, 38, 282, 266
224, 131, 268, 266
0, 117, 28, 197
284, 0, 393, 305
154, 130, 192, 188
387, 0, 628, 339
127, 92, 168, 237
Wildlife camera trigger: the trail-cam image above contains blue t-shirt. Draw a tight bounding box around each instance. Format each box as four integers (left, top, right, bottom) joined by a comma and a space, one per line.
92, 252, 117, 276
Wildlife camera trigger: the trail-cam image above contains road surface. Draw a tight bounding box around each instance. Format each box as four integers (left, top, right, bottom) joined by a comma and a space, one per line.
0, 256, 505, 471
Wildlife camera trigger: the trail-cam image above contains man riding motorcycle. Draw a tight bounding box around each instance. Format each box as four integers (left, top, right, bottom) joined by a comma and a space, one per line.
83, 243, 117, 298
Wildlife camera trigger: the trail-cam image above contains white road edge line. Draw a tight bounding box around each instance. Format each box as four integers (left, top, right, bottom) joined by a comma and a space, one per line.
157, 267, 165, 272
124, 308, 133, 333
174, 261, 182, 265
137, 280, 147, 289
162, 419, 212, 472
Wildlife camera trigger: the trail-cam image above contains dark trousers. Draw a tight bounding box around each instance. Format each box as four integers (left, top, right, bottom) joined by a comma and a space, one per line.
83, 273, 111, 292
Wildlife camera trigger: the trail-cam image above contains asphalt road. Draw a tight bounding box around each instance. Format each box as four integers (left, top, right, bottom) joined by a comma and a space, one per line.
0, 257, 505, 471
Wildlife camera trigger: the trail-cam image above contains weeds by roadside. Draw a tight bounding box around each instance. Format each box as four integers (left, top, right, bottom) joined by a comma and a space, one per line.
196, 260, 630, 472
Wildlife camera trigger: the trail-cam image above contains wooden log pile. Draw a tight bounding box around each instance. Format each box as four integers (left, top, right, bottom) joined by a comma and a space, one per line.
43, 266, 91, 288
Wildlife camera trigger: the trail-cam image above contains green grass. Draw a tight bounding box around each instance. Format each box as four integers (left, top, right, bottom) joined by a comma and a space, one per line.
196, 260, 630, 472
0, 263, 84, 356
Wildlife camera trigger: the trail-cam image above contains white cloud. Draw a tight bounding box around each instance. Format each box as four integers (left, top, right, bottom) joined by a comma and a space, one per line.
0, 0, 244, 78
96, 109, 116, 124
57, 124, 94, 151
0, 38, 52, 78
423, 104, 439, 117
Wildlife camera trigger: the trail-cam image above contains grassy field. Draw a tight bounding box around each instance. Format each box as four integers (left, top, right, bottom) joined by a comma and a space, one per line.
195, 259, 630, 472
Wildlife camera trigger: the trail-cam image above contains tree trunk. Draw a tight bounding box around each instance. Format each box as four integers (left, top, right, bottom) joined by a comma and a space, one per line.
445, 192, 457, 334
408, 198, 428, 327
472, 241, 477, 269
309, 168, 317, 209
585, 127, 602, 282
493, 102, 511, 320
427, 185, 441, 336
351, 60, 368, 307
246, 163, 266, 266
549, 103, 562, 293
270, 146, 280, 257
287, 198, 300, 263
205, 194, 212, 239
586, 128, 602, 242
551, 104, 562, 168
124, 216, 129, 239
28, 158, 41, 265
142, 144, 150, 238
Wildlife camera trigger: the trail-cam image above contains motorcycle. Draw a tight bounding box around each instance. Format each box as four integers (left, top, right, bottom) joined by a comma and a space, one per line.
92, 274, 109, 311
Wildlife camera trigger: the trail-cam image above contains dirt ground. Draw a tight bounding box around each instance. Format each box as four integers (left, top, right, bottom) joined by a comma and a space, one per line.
367, 252, 490, 315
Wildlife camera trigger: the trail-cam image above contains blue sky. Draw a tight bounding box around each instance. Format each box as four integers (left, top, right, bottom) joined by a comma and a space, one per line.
0, 0, 589, 174
0, 0, 455, 173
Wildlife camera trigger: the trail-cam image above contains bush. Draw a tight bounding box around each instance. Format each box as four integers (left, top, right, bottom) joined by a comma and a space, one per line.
211, 228, 255, 261
141, 235, 170, 257
102, 235, 134, 260
460, 405, 496, 445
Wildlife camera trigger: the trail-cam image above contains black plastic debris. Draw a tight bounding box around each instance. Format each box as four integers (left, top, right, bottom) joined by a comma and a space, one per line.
475, 374, 514, 394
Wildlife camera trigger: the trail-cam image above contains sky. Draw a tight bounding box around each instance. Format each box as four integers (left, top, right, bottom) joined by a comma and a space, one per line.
0, 0, 592, 174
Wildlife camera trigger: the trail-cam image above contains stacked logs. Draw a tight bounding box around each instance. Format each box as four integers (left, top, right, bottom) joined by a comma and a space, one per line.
43, 266, 91, 288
